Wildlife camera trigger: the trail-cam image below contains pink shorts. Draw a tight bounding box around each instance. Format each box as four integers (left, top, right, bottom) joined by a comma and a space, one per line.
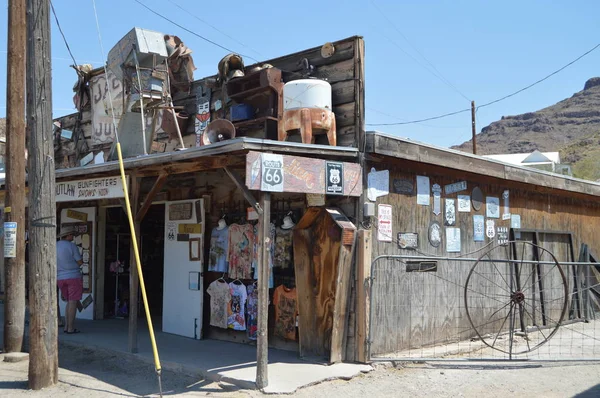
57, 278, 83, 301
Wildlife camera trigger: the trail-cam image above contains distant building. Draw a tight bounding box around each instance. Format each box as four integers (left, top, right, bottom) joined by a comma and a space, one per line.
483, 150, 572, 176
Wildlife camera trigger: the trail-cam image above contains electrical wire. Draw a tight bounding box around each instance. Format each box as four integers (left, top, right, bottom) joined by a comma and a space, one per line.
49, 1, 78, 67
167, 0, 263, 58
366, 42, 600, 127
132, 0, 260, 63
477, 43, 600, 109
367, 106, 464, 129
367, 107, 471, 126
369, 0, 471, 103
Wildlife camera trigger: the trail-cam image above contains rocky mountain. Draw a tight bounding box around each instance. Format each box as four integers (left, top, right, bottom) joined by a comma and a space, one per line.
453, 78, 600, 180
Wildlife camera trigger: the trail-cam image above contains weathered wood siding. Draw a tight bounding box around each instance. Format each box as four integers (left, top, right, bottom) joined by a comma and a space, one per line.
367, 156, 600, 355
53, 36, 365, 168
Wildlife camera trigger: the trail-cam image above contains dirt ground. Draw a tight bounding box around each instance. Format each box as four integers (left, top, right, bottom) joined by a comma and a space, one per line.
1, 345, 600, 397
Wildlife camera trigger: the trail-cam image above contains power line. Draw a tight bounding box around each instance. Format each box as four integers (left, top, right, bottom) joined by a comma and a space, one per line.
167, 0, 263, 58
367, 106, 464, 129
367, 107, 471, 126
367, 42, 600, 127
132, 0, 260, 63
50, 0, 78, 66
369, 0, 471, 103
478, 43, 600, 109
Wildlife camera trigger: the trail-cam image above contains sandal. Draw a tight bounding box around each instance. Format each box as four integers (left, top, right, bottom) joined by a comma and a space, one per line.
64, 329, 82, 334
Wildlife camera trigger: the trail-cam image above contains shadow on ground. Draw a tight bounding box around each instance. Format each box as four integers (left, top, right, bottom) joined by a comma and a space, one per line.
575, 383, 600, 397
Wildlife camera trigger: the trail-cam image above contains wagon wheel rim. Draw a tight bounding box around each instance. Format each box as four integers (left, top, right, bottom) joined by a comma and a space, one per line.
464, 241, 568, 356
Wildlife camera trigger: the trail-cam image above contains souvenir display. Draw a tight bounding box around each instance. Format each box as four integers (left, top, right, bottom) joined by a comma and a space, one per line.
246, 284, 258, 340
274, 217, 294, 269
228, 223, 254, 279
273, 284, 298, 340
208, 219, 229, 272
228, 281, 247, 331
207, 279, 231, 329
205, 210, 301, 343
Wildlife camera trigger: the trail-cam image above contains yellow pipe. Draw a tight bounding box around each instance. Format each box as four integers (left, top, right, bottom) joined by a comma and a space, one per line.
116, 142, 161, 372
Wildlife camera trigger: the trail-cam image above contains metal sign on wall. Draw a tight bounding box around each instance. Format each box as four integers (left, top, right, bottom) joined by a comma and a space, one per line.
245, 151, 362, 196
56, 176, 128, 202
325, 161, 344, 195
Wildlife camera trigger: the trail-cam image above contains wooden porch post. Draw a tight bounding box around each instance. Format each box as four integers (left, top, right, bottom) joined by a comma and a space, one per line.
128, 176, 141, 353
356, 229, 372, 363
256, 191, 271, 389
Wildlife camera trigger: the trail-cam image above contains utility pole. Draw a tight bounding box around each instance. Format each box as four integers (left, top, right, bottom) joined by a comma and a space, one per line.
471, 101, 477, 155
26, 0, 58, 389
4, 0, 27, 354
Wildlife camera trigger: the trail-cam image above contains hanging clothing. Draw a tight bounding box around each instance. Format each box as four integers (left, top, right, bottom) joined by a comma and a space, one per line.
206, 280, 231, 329
252, 222, 275, 288
228, 282, 247, 331
273, 227, 294, 269
246, 284, 258, 340
228, 224, 254, 279
273, 285, 298, 340
208, 226, 229, 273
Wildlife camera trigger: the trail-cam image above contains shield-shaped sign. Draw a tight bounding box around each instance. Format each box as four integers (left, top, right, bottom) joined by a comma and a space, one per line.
486, 219, 496, 238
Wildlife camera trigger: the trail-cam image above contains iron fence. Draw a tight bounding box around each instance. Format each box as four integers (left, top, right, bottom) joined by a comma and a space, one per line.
368, 242, 600, 362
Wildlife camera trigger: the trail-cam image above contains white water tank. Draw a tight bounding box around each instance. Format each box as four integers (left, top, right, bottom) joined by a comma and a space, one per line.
283, 79, 332, 111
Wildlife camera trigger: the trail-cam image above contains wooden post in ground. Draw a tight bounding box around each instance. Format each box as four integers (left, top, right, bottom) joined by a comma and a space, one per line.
128, 176, 141, 353
26, 0, 58, 388
256, 191, 271, 389
3, 0, 27, 354
356, 230, 372, 363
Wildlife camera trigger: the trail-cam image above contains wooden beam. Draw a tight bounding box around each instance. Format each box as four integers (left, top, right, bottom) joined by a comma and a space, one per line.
330, 228, 356, 364
356, 229, 372, 363
95, 207, 107, 320
256, 191, 271, 389
128, 176, 141, 353
224, 167, 263, 215
135, 173, 167, 222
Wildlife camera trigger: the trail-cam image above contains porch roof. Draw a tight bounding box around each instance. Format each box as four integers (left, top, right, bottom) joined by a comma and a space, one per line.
2, 138, 359, 185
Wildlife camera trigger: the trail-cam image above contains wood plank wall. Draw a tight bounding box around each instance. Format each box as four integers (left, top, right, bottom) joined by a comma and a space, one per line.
367, 157, 600, 355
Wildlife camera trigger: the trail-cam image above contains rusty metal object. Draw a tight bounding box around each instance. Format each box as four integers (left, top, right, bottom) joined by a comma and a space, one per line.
279, 108, 336, 146
202, 119, 236, 145
218, 53, 245, 84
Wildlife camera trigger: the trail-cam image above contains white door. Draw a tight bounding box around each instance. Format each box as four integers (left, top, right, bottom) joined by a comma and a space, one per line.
162, 199, 204, 339
59, 207, 96, 320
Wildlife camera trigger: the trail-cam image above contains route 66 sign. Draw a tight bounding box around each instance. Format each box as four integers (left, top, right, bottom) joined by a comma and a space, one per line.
325, 161, 344, 195
486, 219, 496, 238
167, 222, 176, 241
260, 154, 284, 192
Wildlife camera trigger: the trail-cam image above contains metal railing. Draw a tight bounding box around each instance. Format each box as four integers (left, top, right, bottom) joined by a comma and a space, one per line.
368, 248, 600, 362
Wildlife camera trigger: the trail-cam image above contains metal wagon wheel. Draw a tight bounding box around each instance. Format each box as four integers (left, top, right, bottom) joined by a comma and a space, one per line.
464, 241, 568, 356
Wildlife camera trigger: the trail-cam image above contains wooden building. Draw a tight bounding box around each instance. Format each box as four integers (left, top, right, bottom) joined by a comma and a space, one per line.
2, 33, 367, 385
4, 27, 600, 373
358, 131, 600, 360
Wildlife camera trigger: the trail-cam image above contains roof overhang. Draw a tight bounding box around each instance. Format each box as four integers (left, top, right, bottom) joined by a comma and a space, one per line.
366, 131, 600, 198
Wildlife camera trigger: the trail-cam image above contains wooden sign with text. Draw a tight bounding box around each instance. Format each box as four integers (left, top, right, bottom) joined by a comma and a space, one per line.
245, 151, 362, 196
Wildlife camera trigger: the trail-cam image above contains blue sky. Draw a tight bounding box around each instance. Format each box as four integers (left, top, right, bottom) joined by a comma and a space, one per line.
0, 0, 599, 148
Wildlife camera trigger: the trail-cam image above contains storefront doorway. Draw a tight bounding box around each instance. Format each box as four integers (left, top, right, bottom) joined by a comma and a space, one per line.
102, 205, 165, 319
